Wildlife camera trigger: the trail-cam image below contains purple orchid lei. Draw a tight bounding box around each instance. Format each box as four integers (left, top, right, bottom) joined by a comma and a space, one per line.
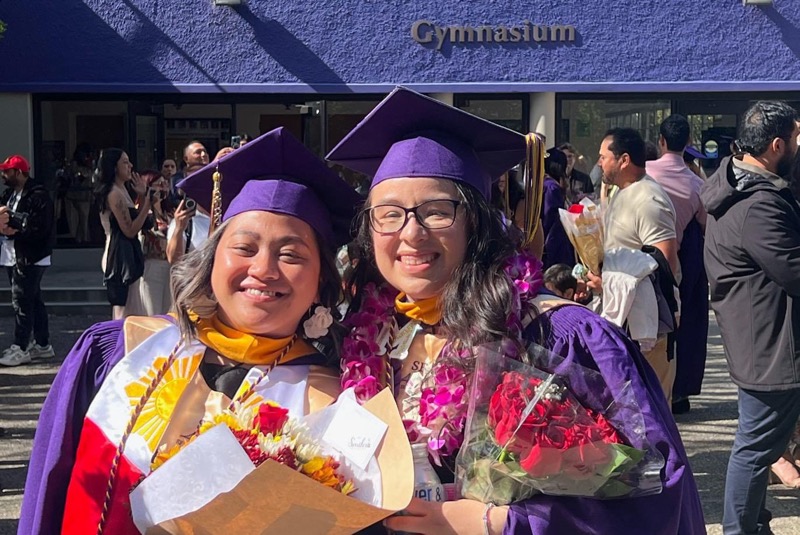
340, 251, 544, 464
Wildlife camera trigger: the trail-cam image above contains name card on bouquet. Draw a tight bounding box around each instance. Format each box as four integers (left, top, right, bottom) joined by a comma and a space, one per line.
322, 395, 388, 471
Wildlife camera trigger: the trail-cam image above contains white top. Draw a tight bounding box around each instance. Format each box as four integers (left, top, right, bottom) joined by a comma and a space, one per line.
604, 175, 677, 251
1, 190, 51, 267
167, 211, 211, 253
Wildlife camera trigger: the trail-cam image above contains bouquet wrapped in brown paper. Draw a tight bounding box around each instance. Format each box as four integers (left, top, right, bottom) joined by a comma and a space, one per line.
130, 388, 413, 535
558, 198, 604, 275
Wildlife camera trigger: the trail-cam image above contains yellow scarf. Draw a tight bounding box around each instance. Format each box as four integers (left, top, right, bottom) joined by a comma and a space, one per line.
394, 293, 442, 326
195, 314, 316, 365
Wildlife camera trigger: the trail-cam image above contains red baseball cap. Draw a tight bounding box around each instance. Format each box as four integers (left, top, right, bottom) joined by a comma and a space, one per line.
0, 155, 30, 173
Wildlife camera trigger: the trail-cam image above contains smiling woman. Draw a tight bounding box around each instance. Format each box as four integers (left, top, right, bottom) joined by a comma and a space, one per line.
328, 87, 706, 535
20, 128, 361, 534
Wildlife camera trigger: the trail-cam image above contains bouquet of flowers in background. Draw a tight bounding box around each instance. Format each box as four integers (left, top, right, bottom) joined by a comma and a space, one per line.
558, 198, 604, 275
456, 344, 664, 505
150, 400, 356, 495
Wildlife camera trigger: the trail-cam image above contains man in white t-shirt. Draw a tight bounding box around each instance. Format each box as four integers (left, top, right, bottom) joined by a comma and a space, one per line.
587, 128, 679, 403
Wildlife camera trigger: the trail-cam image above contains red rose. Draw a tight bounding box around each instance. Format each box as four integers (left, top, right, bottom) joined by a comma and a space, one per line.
568, 204, 584, 214
255, 403, 289, 436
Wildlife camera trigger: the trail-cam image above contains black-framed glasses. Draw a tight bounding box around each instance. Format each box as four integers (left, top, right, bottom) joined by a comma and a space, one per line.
367, 199, 461, 234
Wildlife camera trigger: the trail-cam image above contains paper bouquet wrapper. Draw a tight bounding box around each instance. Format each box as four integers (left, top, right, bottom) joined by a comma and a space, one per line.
131, 389, 413, 535
558, 199, 604, 275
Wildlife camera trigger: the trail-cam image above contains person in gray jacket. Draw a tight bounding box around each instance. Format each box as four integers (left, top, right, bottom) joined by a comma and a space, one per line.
701, 100, 800, 535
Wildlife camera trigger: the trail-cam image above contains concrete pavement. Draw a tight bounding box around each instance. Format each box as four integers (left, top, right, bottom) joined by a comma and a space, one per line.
0, 313, 797, 534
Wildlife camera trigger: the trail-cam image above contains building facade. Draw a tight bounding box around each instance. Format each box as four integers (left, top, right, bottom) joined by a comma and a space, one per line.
1, 0, 799, 247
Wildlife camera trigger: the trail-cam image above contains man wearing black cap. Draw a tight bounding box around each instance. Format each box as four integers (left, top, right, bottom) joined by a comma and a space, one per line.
0, 155, 55, 366
702, 101, 800, 535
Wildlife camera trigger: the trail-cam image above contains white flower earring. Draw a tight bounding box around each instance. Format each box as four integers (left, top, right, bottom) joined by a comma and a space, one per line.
303, 305, 333, 339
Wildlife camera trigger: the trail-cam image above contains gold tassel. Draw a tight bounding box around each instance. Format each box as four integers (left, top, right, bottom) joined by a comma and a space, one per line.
521, 133, 546, 247
210, 165, 223, 232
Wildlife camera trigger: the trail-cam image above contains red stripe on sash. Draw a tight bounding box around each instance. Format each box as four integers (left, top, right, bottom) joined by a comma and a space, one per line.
62, 418, 144, 535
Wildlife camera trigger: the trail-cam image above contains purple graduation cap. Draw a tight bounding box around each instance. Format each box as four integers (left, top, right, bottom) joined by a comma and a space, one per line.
326, 87, 527, 199
684, 145, 712, 160
177, 127, 360, 247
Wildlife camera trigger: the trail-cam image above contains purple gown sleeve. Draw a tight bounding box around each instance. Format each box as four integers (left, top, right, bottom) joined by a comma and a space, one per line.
504, 305, 706, 535
541, 180, 575, 269
19, 320, 126, 535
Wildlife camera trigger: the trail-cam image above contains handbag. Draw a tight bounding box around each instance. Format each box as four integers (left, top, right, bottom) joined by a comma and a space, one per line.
104, 208, 145, 287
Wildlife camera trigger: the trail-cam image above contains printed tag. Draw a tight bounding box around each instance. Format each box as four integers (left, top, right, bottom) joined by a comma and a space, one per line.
322, 396, 388, 471
389, 320, 422, 361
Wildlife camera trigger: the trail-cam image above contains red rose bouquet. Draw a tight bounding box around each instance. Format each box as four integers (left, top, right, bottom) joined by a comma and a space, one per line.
456, 345, 664, 504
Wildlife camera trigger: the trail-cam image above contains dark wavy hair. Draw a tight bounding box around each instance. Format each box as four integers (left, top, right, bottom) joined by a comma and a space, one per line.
738, 101, 799, 157
659, 114, 690, 152
171, 219, 345, 365
93, 148, 125, 212
349, 181, 519, 349
605, 127, 647, 168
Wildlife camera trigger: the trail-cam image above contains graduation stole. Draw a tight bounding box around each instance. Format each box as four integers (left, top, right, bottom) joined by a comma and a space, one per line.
195, 314, 316, 366
394, 293, 442, 326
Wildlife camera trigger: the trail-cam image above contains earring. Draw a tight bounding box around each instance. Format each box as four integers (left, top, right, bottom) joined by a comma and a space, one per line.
303, 305, 333, 339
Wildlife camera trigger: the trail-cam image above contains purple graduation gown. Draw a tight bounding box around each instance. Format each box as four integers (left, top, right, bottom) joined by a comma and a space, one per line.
20, 320, 127, 535
541, 177, 575, 269
510, 304, 707, 535
674, 218, 709, 399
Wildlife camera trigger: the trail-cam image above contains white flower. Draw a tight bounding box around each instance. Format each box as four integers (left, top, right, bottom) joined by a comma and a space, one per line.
303, 306, 333, 339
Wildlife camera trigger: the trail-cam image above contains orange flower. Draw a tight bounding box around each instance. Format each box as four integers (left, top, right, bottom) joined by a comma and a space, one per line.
151, 435, 197, 471
302, 456, 342, 489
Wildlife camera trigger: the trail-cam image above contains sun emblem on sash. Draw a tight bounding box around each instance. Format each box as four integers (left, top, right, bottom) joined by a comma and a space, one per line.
124, 353, 203, 451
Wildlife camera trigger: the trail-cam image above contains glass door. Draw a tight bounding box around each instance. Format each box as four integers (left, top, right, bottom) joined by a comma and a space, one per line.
129, 101, 165, 172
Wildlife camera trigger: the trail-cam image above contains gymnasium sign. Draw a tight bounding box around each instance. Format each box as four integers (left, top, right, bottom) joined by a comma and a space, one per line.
411, 20, 577, 50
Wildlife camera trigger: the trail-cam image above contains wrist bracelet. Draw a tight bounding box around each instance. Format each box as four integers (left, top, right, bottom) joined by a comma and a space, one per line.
482, 502, 496, 535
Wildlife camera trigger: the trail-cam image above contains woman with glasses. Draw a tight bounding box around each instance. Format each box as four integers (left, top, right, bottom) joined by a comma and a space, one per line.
329, 88, 705, 535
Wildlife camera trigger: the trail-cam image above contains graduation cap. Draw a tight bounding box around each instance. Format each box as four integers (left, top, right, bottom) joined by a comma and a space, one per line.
684, 145, 712, 160
545, 147, 567, 171
326, 87, 527, 199
177, 127, 360, 247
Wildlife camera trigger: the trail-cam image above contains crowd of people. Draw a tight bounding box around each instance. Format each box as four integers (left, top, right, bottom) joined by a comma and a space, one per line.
6, 91, 800, 535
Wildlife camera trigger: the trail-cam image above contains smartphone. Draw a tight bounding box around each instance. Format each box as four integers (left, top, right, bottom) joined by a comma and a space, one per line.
231, 135, 242, 149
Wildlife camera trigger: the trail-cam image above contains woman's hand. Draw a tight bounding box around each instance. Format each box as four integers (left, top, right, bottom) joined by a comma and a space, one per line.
383, 498, 508, 535
131, 171, 147, 196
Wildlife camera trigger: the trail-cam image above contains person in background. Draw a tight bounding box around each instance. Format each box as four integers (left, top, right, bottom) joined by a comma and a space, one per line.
558, 142, 594, 203
128, 171, 173, 316
586, 128, 679, 404
160, 158, 177, 185
541, 147, 575, 269
543, 263, 577, 300
68, 143, 94, 244
683, 146, 708, 180
645, 140, 660, 162
647, 115, 708, 415
170, 141, 209, 191
214, 146, 234, 161
238, 133, 252, 147
491, 169, 545, 259
0, 155, 56, 366
703, 101, 800, 533
94, 149, 152, 319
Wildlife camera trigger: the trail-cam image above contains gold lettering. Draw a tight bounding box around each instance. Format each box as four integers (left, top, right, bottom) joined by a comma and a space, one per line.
450, 25, 476, 43
435, 25, 448, 50
509, 26, 523, 42
476, 25, 493, 43
533, 25, 548, 42
494, 26, 510, 43
550, 25, 576, 42
523, 20, 531, 42
411, 20, 434, 44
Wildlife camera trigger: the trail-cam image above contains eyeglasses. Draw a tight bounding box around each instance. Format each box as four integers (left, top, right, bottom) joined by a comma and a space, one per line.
367, 199, 461, 234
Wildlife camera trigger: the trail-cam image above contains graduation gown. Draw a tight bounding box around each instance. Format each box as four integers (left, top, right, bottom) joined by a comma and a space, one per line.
20, 318, 338, 535
541, 177, 576, 269
673, 218, 709, 399
506, 303, 706, 534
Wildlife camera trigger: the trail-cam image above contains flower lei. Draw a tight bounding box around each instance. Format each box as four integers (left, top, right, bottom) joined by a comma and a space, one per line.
340, 251, 544, 464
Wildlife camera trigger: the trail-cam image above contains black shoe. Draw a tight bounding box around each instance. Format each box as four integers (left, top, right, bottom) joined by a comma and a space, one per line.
672, 398, 690, 415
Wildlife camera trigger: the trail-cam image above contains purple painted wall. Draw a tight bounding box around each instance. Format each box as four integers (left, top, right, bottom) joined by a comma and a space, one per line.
2, 0, 800, 93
